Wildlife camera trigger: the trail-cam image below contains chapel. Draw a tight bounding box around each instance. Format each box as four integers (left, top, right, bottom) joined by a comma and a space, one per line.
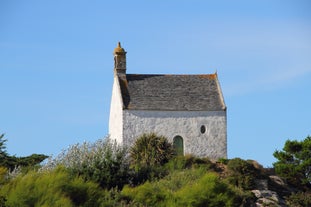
109, 42, 227, 159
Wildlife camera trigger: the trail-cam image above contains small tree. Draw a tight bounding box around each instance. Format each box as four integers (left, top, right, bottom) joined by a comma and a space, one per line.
0, 134, 47, 171
0, 134, 8, 158
273, 136, 311, 189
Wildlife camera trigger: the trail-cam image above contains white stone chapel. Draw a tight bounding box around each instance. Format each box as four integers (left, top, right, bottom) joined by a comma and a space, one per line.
109, 42, 227, 159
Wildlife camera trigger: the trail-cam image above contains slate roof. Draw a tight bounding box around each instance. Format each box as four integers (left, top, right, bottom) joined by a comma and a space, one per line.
118, 73, 226, 111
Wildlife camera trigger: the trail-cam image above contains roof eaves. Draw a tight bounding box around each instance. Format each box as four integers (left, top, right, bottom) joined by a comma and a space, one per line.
214, 73, 226, 110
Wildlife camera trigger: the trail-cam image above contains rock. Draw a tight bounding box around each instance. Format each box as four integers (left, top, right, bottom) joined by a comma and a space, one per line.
268, 175, 293, 197
251, 190, 286, 207
248, 160, 264, 171
255, 179, 268, 190
269, 175, 286, 187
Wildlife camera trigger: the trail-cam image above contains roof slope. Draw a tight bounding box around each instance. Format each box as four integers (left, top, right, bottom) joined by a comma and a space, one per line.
118, 73, 226, 111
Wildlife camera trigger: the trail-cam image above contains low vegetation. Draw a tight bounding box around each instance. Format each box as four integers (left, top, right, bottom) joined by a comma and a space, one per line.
42, 138, 129, 189
0, 133, 310, 206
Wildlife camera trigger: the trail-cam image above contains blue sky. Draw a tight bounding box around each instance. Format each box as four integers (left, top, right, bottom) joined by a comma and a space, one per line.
1, 1, 310, 167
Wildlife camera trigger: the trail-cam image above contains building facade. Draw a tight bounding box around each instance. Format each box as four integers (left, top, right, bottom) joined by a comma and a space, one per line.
109, 42, 227, 159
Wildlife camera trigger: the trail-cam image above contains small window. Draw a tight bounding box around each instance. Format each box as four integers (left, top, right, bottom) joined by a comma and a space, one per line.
200, 125, 206, 134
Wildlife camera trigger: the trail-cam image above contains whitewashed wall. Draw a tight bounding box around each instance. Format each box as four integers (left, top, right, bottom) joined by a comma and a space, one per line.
108, 76, 123, 144
122, 110, 227, 159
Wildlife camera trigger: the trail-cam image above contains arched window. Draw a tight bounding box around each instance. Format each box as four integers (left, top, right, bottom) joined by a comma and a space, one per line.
173, 136, 184, 156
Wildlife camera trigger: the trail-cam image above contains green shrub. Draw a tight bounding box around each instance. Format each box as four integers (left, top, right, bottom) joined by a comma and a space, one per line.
165, 154, 214, 171
226, 158, 260, 190
130, 165, 168, 186
122, 169, 204, 207
165, 156, 189, 171
154, 168, 207, 192
182, 154, 213, 169
0, 167, 7, 185
42, 138, 129, 189
122, 182, 168, 207
122, 169, 250, 207
129, 133, 174, 184
174, 173, 244, 207
130, 133, 174, 168
0, 196, 7, 207
285, 191, 311, 207
218, 157, 229, 164
0, 167, 107, 207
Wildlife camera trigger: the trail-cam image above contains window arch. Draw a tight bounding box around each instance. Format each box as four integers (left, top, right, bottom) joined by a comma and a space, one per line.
173, 136, 184, 156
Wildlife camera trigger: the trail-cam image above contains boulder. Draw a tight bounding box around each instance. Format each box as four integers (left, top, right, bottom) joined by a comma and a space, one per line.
251, 190, 286, 207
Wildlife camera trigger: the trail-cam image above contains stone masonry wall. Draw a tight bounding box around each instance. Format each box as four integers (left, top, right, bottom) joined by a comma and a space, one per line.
123, 110, 227, 159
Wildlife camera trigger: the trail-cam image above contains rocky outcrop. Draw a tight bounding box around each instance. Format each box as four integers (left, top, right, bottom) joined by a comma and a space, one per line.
251, 189, 286, 207
250, 174, 294, 207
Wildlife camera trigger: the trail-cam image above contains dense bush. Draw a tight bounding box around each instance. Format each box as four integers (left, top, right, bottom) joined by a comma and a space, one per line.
0, 196, 6, 207
42, 138, 129, 189
129, 164, 168, 186
174, 173, 247, 207
122, 169, 252, 207
0, 167, 7, 185
130, 133, 174, 168
226, 158, 261, 190
165, 154, 214, 171
129, 133, 174, 184
0, 167, 109, 207
122, 181, 167, 206
285, 191, 311, 207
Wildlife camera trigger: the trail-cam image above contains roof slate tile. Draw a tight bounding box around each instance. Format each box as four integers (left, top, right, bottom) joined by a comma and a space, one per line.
118, 74, 226, 111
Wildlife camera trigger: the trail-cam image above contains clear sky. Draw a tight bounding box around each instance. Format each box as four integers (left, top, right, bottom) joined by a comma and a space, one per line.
1, 0, 310, 167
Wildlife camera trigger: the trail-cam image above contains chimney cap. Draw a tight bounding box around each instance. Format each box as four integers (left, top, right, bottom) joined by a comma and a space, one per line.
113, 42, 126, 54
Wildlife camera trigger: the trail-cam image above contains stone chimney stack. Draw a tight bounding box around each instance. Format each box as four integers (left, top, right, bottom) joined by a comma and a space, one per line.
113, 42, 127, 74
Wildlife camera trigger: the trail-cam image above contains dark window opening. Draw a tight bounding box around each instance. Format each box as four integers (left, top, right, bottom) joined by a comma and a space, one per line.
200, 125, 206, 134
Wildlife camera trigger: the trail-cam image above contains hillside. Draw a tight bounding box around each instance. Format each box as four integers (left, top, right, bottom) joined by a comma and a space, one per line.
0, 134, 310, 206
118, 157, 309, 207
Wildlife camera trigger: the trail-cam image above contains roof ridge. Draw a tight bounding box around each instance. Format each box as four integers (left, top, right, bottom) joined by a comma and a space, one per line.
126, 73, 217, 76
